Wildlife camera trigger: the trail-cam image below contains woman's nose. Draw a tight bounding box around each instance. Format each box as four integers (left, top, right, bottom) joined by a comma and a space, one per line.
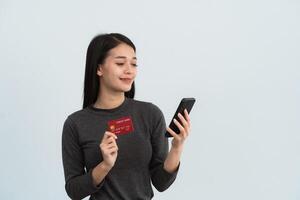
124, 62, 133, 73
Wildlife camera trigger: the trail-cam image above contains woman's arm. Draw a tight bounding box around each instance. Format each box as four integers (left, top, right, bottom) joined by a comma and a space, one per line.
62, 117, 104, 200
164, 109, 191, 173
149, 103, 180, 192
163, 146, 183, 173
91, 161, 111, 186
91, 131, 119, 187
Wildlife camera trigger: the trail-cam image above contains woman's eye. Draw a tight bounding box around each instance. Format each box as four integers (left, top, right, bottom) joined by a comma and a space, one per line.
116, 63, 138, 67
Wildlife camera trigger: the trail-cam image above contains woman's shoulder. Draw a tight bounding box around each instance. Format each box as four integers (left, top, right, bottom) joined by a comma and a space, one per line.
130, 98, 163, 116
64, 107, 90, 123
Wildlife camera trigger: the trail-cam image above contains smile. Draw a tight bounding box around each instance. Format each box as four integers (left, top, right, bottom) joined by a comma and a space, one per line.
120, 78, 132, 84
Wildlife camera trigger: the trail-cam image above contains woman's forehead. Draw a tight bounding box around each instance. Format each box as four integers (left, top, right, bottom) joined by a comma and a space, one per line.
108, 44, 136, 58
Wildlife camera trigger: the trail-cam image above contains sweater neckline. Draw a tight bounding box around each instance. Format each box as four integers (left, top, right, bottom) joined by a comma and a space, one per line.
87, 97, 130, 114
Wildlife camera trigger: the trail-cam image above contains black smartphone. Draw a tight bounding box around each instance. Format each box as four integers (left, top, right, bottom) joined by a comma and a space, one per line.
165, 98, 196, 137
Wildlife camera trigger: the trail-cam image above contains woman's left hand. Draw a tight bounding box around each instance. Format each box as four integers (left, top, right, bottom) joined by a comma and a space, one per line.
166, 109, 191, 150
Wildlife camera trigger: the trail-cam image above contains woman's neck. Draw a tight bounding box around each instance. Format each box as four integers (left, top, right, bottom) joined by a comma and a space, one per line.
93, 91, 125, 110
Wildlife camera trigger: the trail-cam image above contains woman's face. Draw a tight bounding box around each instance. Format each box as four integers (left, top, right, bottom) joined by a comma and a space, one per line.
97, 43, 137, 93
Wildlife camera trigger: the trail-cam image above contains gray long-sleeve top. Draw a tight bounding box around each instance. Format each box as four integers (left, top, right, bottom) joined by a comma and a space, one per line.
62, 97, 180, 199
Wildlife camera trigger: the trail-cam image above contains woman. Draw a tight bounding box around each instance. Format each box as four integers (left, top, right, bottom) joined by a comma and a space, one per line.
62, 33, 191, 200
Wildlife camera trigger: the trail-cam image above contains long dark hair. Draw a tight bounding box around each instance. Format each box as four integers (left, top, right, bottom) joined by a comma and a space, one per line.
83, 33, 136, 109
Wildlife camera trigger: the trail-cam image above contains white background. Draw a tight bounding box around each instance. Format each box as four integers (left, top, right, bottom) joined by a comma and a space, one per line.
0, 0, 299, 199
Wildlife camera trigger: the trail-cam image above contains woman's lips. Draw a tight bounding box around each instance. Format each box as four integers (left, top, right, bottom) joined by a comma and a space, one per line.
120, 78, 132, 84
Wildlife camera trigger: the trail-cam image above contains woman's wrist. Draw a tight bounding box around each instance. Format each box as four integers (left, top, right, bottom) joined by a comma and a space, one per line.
91, 161, 112, 187
163, 145, 183, 173
171, 143, 184, 153
100, 161, 113, 172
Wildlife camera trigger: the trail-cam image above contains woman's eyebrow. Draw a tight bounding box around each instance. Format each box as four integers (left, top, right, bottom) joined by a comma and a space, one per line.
114, 56, 137, 60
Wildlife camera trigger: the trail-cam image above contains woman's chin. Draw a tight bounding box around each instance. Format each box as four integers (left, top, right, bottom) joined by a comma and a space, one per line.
117, 85, 132, 92
123, 86, 132, 92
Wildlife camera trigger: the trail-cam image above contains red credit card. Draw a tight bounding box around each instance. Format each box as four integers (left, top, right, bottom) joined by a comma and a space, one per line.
107, 116, 134, 135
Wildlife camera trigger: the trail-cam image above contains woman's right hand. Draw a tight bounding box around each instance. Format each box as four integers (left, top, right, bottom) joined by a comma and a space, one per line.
100, 131, 118, 169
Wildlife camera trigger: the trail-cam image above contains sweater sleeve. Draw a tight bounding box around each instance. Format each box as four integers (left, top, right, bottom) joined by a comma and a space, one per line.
149, 103, 180, 192
61, 117, 104, 200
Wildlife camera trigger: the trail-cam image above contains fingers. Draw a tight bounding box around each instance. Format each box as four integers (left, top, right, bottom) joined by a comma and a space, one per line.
177, 112, 190, 131
103, 136, 117, 146
173, 118, 187, 138
101, 141, 118, 150
100, 142, 118, 155
178, 109, 191, 135
184, 109, 191, 128
106, 145, 118, 152
100, 131, 118, 153
166, 127, 180, 140
102, 145, 118, 156
102, 131, 118, 141
101, 132, 117, 145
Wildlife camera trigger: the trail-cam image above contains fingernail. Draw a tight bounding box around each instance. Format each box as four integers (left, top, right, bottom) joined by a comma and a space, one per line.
173, 119, 177, 122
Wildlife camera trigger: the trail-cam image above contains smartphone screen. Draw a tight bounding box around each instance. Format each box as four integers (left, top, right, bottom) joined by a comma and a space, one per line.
165, 98, 196, 137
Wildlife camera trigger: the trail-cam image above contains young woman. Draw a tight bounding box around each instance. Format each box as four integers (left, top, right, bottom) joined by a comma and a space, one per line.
62, 33, 191, 200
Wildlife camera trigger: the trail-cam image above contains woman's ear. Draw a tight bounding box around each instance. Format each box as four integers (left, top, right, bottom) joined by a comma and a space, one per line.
96, 64, 103, 76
